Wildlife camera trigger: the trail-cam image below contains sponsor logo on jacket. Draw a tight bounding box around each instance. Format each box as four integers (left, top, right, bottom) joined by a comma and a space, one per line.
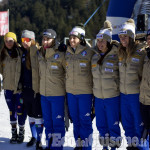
54, 54, 59, 59
81, 51, 87, 56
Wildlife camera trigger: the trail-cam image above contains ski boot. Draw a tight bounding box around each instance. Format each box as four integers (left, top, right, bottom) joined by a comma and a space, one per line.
27, 137, 36, 147
36, 141, 43, 150
17, 127, 25, 143
10, 128, 18, 144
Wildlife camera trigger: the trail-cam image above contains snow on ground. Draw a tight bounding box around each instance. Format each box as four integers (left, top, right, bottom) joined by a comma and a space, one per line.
0, 90, 127, 150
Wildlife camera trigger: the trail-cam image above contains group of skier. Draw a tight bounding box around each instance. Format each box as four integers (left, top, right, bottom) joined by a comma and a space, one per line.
0, 18, 150, 150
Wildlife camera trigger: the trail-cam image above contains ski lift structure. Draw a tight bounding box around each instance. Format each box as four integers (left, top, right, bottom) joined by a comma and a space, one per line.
63, 0, 107, 47
64, 0, 150, 45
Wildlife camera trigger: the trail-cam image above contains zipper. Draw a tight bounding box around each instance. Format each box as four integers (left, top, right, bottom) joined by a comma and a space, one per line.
124, 63, 127, 94
73, 54, 75, 87
44, 59, 47, 96
143, 66, 147, 104
100, 64, 104, 99
10, 59, 12, 90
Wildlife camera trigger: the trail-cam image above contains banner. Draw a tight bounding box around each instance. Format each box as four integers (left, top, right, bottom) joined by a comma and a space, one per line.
106, 0, 137, 40
0, 10, 9, 36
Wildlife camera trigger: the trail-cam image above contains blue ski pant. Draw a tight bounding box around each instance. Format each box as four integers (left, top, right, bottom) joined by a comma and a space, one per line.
41, 95, 65, 149
67, 93, 93, 150
95, 96, 121, 148
4, 90, 26, 126
120, 93, 148, 149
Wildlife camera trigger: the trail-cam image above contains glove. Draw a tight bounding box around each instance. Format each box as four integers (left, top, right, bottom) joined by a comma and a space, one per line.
64, 98, 71, 132
146, 47, 150, 59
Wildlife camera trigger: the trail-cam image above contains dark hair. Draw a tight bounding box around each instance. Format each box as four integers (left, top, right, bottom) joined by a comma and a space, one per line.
80, 38, 86, 46
97, 42, 112, 65
50, 39, 55, 48
0, 42, 20, 62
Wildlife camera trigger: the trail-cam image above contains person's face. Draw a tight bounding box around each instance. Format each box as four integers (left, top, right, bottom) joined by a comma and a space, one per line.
4, 37, 15, 49
69, 35, 80, 48
21, 38, 32, 50
147, 35, 150, 48
119, 34, 130, 48
96, 38, 107, 53
42, 36, 54, 48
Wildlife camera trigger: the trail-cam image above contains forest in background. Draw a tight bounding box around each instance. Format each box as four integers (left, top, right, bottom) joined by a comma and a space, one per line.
0, 0, 109, 45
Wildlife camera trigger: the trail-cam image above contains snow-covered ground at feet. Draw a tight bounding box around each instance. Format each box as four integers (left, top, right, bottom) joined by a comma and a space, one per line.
0, 90, 127, 150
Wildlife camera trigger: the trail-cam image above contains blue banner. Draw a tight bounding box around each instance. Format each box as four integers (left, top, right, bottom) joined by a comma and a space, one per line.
106, 0, 137, 40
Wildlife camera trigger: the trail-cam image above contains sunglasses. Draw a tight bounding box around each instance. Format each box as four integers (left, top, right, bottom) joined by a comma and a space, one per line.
21, 38, 31, 43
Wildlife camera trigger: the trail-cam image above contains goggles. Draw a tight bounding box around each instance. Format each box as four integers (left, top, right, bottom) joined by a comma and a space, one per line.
21, 38, 31, 43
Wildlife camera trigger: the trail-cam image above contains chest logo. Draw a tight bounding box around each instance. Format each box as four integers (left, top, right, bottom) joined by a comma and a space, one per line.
136, 49, 143, 53
81, 51, 87, 56
109, 54, 116, 58
66, 52, 71, 55
54, 54, 59, 59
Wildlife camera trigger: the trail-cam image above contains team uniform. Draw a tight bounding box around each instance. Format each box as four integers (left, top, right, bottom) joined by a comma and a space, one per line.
92, 44, 121, 150
119, 44, 147, 150
0, 44, 26, 143
66, 44, 94, 150
140, 45, 150, 148
30, 43, 66, 150
117, 18, 149, 150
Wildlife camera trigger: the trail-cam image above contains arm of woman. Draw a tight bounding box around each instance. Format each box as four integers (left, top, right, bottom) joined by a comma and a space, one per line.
30, 45, 40, 94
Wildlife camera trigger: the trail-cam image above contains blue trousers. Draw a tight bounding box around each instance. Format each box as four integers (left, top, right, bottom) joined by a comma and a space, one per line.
95, 96, 121, 149
41, 95, 65, 150
4, 90, 26, 126
67, 93, 93, 150
120, 93, 148, 150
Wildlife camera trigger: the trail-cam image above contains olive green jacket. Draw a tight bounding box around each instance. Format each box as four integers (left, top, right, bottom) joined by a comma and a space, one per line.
65, 44, 94, 95
30, 46, 66, 96
118, 44, 146, 94
92, 45, 119, 99
140, 55, 150, 105
0, 47, 21, 94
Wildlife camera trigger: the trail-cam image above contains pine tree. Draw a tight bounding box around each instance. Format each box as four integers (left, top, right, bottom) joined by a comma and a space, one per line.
0, 0, 110, 46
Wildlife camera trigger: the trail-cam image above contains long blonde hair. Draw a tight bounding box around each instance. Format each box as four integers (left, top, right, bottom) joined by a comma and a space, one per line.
118, 37, 139, 61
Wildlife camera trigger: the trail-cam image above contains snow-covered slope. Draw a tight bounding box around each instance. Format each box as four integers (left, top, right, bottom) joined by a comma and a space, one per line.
0, 90, 127, 150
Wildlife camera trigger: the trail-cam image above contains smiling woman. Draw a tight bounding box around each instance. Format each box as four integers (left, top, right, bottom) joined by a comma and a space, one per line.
118, 19, 148, 150
91, 20, 121, 150
29, 28, 66, 150
20, 29, 44, 150
0, 31, 26, 144
65, 23, 94, 150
